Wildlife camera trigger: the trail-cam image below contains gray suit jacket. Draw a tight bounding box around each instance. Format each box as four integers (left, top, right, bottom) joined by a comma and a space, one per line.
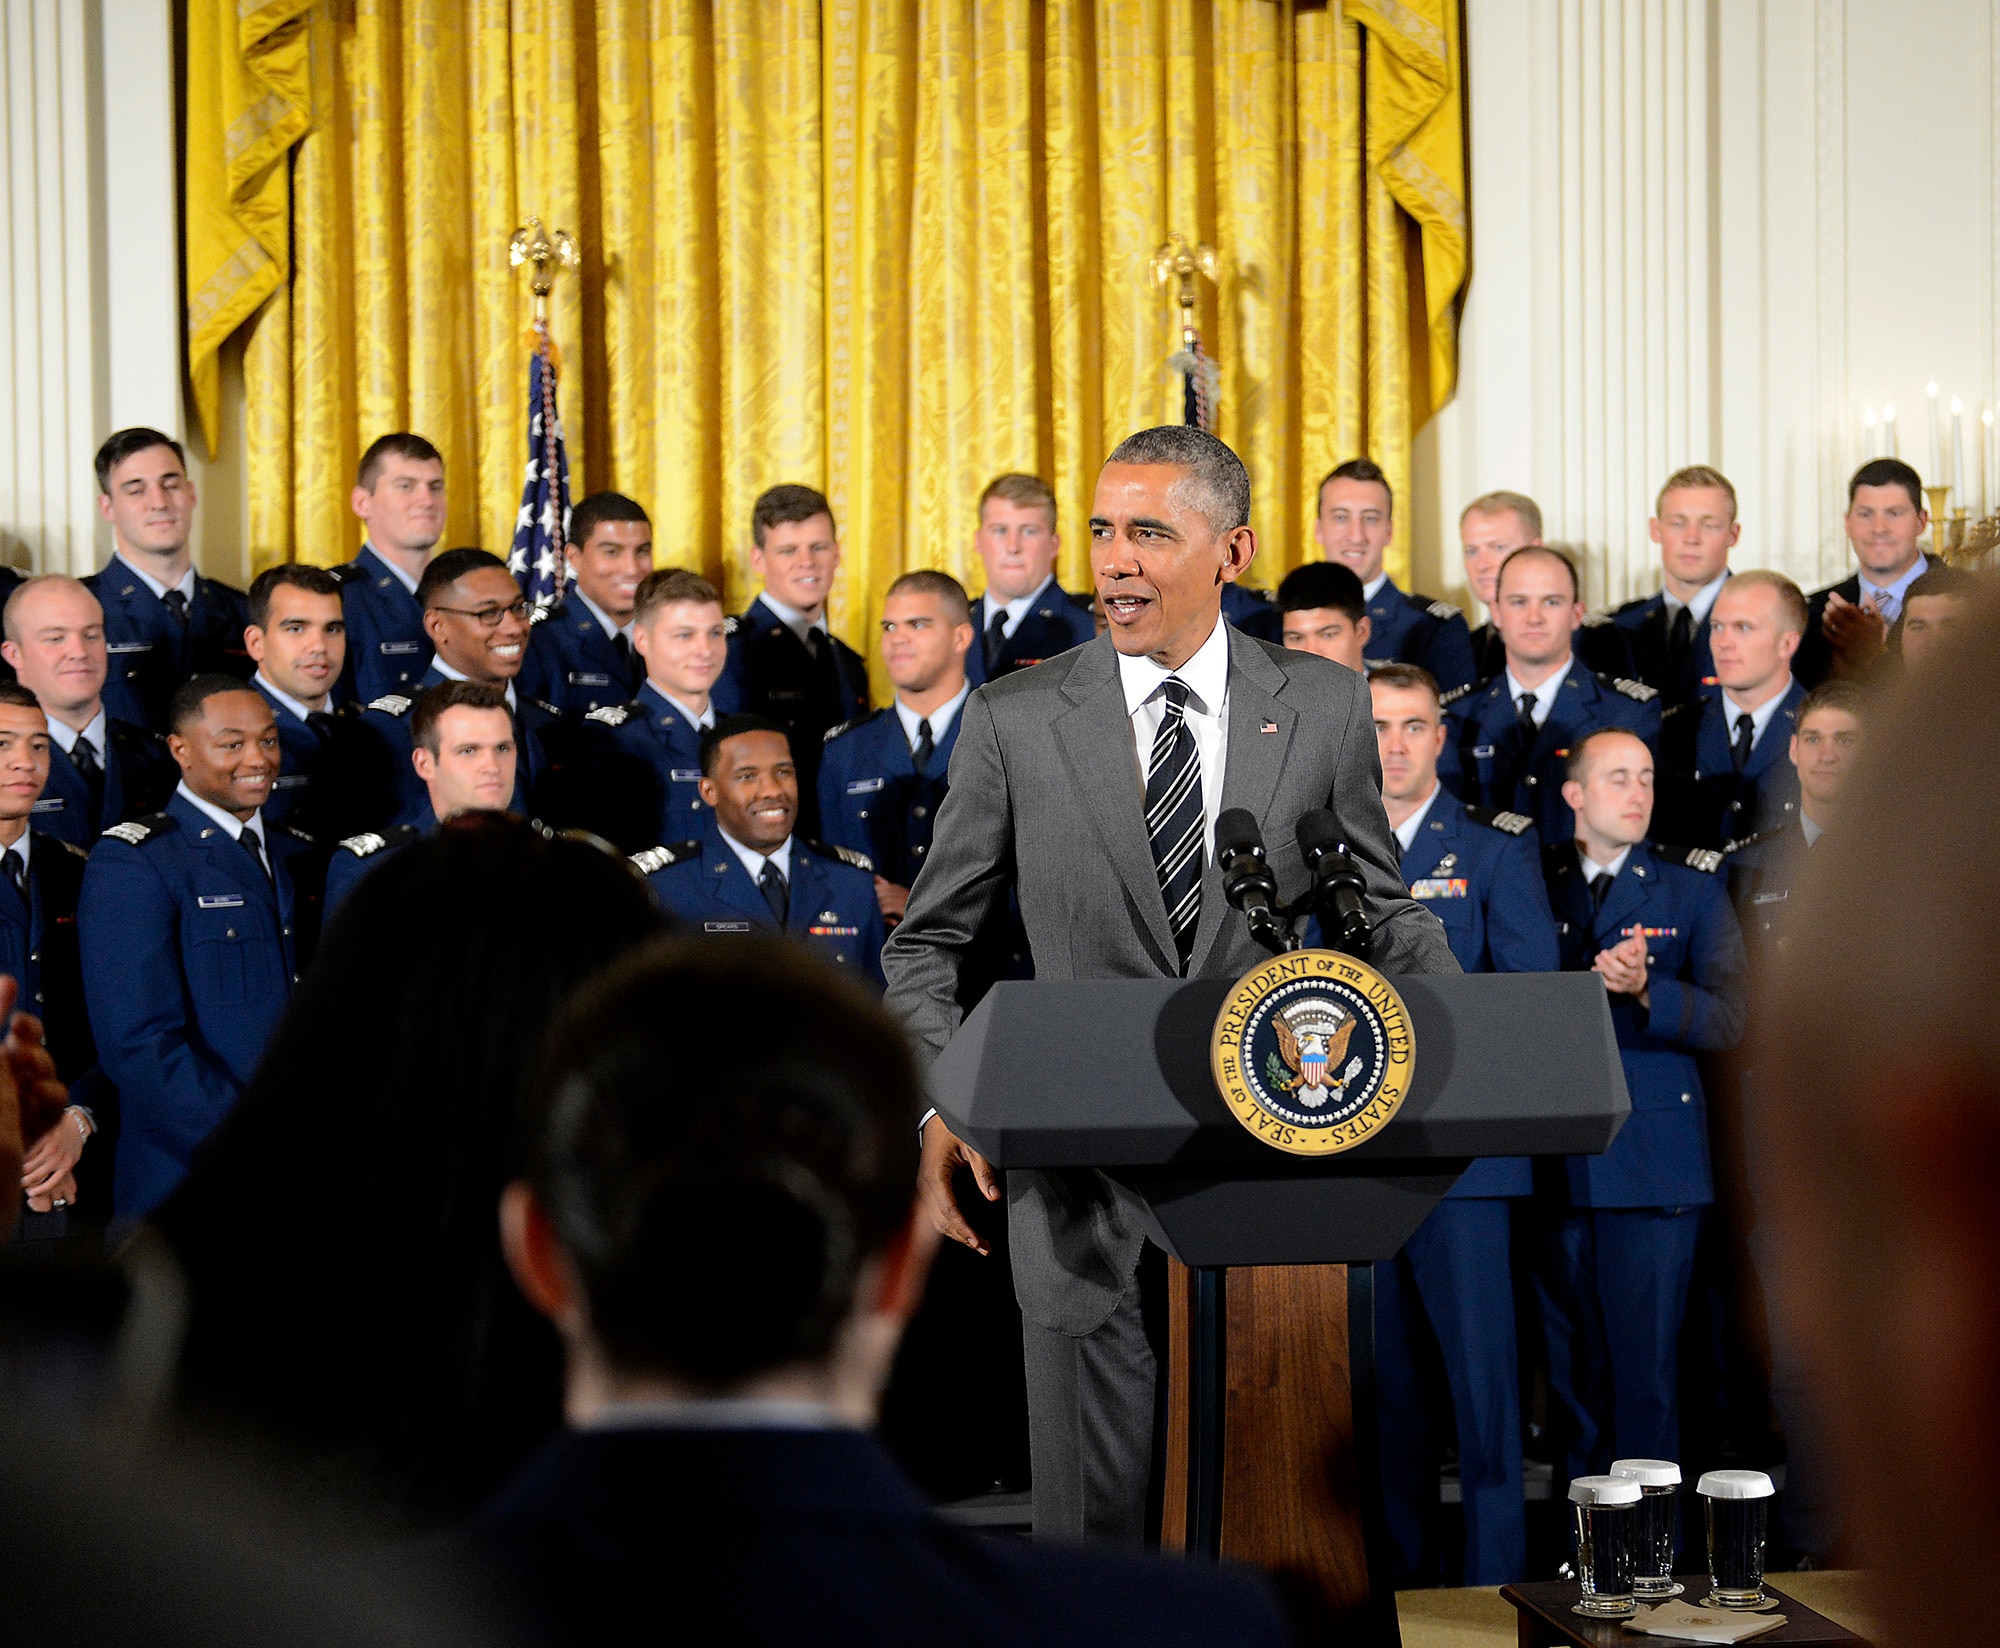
883, 624, 1459, 1333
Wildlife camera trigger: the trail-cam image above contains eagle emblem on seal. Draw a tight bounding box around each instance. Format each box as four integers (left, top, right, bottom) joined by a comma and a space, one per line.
1271, 998, 1364, 1108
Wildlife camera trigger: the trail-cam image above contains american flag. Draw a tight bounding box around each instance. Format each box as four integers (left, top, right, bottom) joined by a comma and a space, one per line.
508, 325, 571, 620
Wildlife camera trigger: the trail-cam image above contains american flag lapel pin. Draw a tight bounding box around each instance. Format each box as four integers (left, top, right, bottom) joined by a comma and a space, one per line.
1260, 719, 1279, 734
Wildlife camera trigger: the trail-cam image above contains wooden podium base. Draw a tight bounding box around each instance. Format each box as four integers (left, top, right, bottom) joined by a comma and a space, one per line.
1160, 1259, 1401, 1647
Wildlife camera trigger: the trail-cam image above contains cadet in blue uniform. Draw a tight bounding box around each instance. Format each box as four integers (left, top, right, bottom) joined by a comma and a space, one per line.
334, 432, 447, 704
1655, 571, 1808, 851
1796, 458, 1931, 689
78, 677, 321, 1219
1315, 458, 1477, 691
1460, 490, 1636, 682
325, 680, 521, 916
820, 570, 974, 923
1442, 546, 1661, 845
1369, 662, 1558, 1586
1534, 728, 1746, 1486
1217, 580, 1282, 642
1277, 561, 1370, 670
85, 428, 251, 732
960, 473, 1097, 688
1610, 466, 1741, 709
517, 491, 653, 717
354, 550, 560, 828
570, 568, 728, 852
243, 563, 377, 845
715, 486, 868, 837
638, 714, 886, 987
1, 575, 173, 847
0, 684, 107, 1237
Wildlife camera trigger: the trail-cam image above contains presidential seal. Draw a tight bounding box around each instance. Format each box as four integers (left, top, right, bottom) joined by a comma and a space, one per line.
1210, 948, 1415, 1157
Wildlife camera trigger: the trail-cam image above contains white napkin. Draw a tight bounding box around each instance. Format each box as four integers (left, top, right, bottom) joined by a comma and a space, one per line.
1621, 1601, 1788, 1643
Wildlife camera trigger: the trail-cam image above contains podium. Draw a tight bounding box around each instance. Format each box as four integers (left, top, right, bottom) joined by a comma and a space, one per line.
929, 969, 1630, 1645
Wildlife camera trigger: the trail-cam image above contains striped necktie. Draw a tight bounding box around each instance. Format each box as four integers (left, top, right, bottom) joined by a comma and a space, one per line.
1145, 677, 1204, 972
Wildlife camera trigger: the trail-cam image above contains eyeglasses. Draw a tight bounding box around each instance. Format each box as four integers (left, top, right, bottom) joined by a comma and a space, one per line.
432, 599, 531, 629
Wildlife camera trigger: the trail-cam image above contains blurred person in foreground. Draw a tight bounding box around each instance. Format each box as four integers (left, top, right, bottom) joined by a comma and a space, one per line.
148, 815, 663, 1528
462, 934, 1289, 1648
1759, 590, 2000, 1644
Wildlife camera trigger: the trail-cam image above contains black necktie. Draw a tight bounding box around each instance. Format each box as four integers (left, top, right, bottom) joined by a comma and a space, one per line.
306, 711, 337, 742
241, 824, 274, 886
911, 717, 934, 776
2, 848, 24, 901
1731, 711, 1756, 774
161, 588, 190, 626
1146, 678, 1204, 972
614, 632, 634, 674
1590, 871, 1613, 912
70, 736, 105, 815
984, 605, 1010, 671
1667, 604, 1693, 670
804, 627, 826, 663
759, 859, 789, 924
1515, 691, 1538, 731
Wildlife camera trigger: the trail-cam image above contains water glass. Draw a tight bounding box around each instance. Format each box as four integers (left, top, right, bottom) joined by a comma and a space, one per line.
1612, 1458, 1683, 1597
1568, 1475, 1642, 1618
1697, 1468, 1775, 1608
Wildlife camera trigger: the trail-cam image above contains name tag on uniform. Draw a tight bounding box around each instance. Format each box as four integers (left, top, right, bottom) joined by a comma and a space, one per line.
197, 894, 246, 909
845, 778, 885, 795
767, 689, 806, 703
567, 671, 610, 686
1472, 744, 1496, 759
670, 768, 700, 782
30, 798, 62, 813
380, 641, 421, 655
271, 774, 311, 790
107, 641, 153, 655
1409, 878, 1469, 900
1752, 891, 1788, 906
703, 920, 752, 934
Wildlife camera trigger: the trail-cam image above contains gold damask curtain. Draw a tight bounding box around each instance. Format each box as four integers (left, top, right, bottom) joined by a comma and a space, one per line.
202, 0, 1465, 668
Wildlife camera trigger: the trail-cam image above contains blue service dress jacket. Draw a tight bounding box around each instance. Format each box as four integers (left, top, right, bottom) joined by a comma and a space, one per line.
1440, 667, 1663, 846
965, 587, 1097, 688
332, 545, 430, 705
78, 792, 317, 1217
354, 667, 561, 829
567, 684, 710, 854
1399, 789, 1560, 1199
84, 563, 252, 733
635, 820, 887, 988
323, 813, 435, 919
1541, 840, 1748, 1210
1219, 581, 1282, 642
816, 707, 960, 890
1361, 576, 1479, 693
1611, 589, 1720, 710
517, 597, 642, 718
1655, 680, 1806, 851
29, 720, 174, 848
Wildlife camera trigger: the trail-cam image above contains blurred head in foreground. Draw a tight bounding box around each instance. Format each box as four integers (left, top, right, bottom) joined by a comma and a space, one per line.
503, 935, 932, 1421
1760, 586, 2000, 1646
154, 814, 663, 1526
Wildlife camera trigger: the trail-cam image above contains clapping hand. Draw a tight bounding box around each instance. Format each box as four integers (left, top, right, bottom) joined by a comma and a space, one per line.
1592, 928, 1651, 1009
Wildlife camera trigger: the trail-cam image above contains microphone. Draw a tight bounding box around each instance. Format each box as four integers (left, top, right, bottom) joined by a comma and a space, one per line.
1215, 807, 1294, 956
1296, 809, 1372, 956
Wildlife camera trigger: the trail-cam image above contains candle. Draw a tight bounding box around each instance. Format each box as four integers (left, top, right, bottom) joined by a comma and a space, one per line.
1928, 382, 1942, 482
1952, 399, 1966, 501
1884, 404, 1898, 459
1864, 408, 1879, 459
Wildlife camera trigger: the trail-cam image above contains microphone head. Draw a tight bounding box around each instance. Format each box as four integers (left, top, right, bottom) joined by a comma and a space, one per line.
1214, 807, 1265, 860
1295, 808, 1341, 861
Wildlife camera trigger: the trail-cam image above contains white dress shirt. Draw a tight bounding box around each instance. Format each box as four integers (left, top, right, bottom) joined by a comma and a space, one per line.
1503, 665, 1567, 728
0, 828, 33, 882
175, 782, 268, 857
574, 585, 636, 647
1117, 616, 1231, 855
1362, 572, 1391, 603
647, 681, 714, 734
894, 681, 970, 751
1664, 570, 1728, 628
982, 574, 1060, 640
1580, 843, 1633, 886
717, 823, 794, 885
48, 709, 109, 760
581, 1397, 850, 1433
432, 656, 517, 711
1719, 681, 1790, 756
1391, 783, 1442, 855
254, 670, 328, 722
1800, 813, 1825, 848
113, 552, 196, 604
759, 591, 830, 651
